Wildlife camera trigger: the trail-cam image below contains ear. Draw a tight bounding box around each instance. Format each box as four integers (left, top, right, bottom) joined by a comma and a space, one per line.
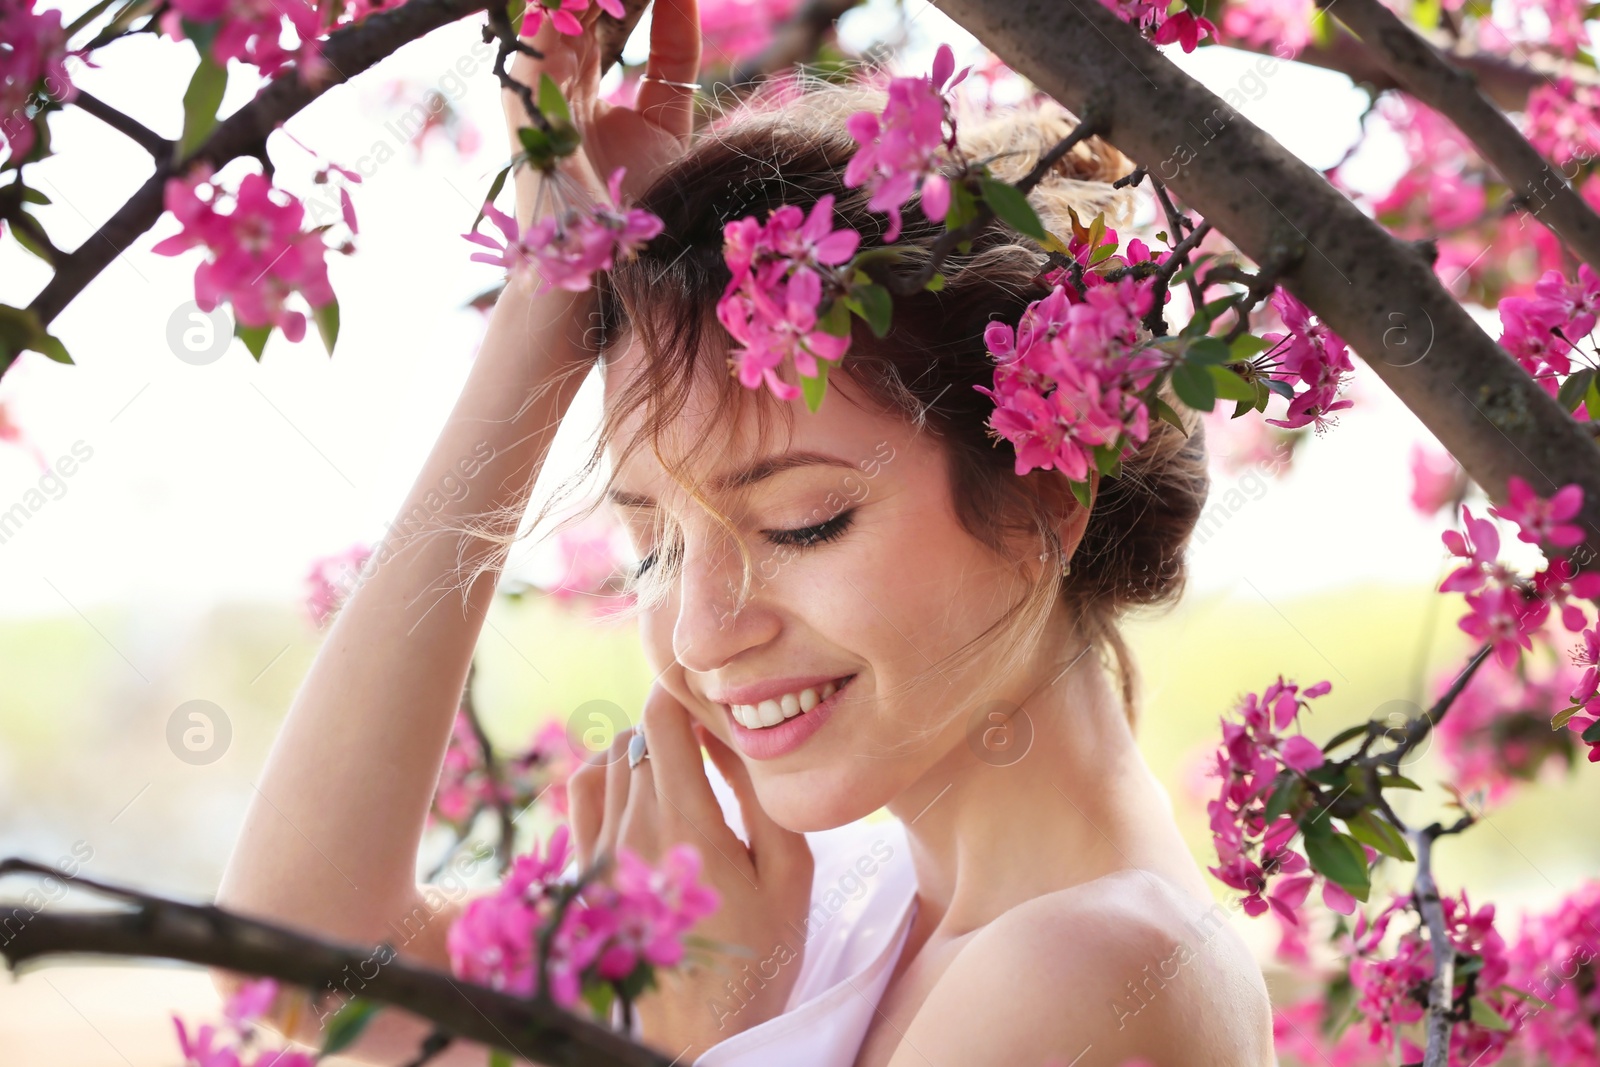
1033, 470, 1096, 569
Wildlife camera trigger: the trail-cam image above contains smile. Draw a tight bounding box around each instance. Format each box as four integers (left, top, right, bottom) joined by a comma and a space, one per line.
723, 674, 857, 760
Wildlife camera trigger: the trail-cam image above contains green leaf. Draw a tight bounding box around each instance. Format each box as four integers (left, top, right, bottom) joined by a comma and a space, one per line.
235, 320, 271, 361
1208, 364, 1257, 402
1412, 0, 1442, 30
1262, 776, 1302, 823
1558, 368, 1596, 413
978, 176, 1046, 241
1300, 819, 1371, 901
1468, 996, 1512, 1031
1067, 477, 1093, 508
322, 998, 382, 1056
313, 297, 340, 357
1377, 772, 1423, 790
1321, 723, 1369, 753
489, 1051, 515, 1067
579, 982, 615, 1026
923, 272, 946, 292
0, 303, 71, 364
1151, 394, 1187, 432
848, 282, 893, 339
8, 213, 54, 264
517, 125, 555, 168
1229, 334, 1270, 359
801, 359, 829, 414
1089, 241, 1117, 265
1170, 361, 1217, 411
179, 55, 228, 160
1583, 717, 1600, 743
1552, 704, 1580, 730
1185, 336, 1232, 365
473, 164, 514, 230
1345, 810, 1414, 862
1586, 375, 1600, 420
945, 180, 978, 232
19, 186, 50, 205
817, 298, 851, 338
537, 73, 572, 126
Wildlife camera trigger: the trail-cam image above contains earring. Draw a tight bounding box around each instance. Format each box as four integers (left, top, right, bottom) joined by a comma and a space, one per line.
1062, 556, 1072, 577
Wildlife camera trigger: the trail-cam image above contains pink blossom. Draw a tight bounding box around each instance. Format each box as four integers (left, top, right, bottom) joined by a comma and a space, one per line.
429, 712, 572, 831
1217, 0, 1315, 55
1506, 880, 1600, 1064
1260, 288, 1354, 433
1434, 650, 1589, 803
1099, 0, 1217, 51
1489, 475, 1586, 549
0, 0, 77, 161
447, 826, 718, 1007
1561, 627, 1600, 764
465, 167, 661, 294
699, 0, 802, 65
1350, 890, 1519, 1065
1460, 582, 1551, 668
1408, 442, 1466, 517
718, 195, 861, 401
843, 44, 967, 242
160, 0, 324, 80
304, 542, 373, 628
1206, 677, 1354, 932
1440, 505, 1505, 594
546, 512, 638, 617
1532, 554, 1600, 631
519, 0, 625, 37
975, 229, 1165, 482
171, 976, 312, 1067
1525, 78, 1600, 169
153, 166, 338, 341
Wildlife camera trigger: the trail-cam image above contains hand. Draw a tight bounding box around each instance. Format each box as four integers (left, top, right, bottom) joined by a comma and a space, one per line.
501, 0, 702, 226
568, 682, 815, 1056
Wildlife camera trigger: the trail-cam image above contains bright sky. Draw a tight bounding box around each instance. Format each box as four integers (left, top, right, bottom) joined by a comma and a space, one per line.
0, 0, 1481, 625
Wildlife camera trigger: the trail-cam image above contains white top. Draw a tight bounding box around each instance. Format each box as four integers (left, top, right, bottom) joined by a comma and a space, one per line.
624, 761, 921, 1067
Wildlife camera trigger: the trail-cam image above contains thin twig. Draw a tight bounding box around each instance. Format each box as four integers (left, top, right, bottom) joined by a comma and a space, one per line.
70, 89, 172, 158
1379, 641, 1494, 769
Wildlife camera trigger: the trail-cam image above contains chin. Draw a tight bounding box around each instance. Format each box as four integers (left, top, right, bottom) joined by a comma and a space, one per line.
749, 767, 892, 834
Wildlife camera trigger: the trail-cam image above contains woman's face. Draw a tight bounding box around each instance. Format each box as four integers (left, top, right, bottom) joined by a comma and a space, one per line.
603, 335, 1047, 831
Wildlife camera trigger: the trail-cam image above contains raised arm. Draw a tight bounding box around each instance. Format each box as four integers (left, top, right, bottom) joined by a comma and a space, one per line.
211, 3, 703, 1062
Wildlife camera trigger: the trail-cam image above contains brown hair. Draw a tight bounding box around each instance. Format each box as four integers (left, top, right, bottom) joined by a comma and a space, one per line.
521, 80, 1210, 726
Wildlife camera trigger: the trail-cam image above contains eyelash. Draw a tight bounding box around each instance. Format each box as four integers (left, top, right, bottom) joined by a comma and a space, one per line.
629, 508, 858, 580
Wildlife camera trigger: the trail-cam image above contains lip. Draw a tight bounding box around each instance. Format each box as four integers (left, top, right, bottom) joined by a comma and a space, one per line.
725, 674, 857, 760
707, 673, 855, 707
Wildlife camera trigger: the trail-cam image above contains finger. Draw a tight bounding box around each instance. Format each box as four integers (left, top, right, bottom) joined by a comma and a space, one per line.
568, 759, 607, 870
618, 750, 661, 860
641, 683, 727, 827
595, 728, 635, 862
635, 0, 701, 141
700, 727, 812, 879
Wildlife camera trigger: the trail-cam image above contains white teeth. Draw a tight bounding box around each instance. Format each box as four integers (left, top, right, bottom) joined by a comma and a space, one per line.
730, 677, 848, 729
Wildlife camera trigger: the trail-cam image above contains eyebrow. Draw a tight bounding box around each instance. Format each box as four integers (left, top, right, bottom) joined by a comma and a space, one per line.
605, 450, 861, 507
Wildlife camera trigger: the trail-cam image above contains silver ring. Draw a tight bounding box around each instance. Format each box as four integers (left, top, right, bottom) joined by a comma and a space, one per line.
627, 731, 650, 769
639, 73, 701, 91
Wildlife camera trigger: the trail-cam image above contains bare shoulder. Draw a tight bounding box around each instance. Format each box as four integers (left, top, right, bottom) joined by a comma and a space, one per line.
889, 870, 1274, 1067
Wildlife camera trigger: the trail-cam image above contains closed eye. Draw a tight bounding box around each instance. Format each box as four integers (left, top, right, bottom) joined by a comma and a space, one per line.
629, 508, 857, 580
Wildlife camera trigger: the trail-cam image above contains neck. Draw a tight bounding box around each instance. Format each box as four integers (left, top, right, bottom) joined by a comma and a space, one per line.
885, 620, 1156, 937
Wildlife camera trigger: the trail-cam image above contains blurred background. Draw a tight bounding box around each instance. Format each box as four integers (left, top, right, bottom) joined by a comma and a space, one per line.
4, 0, 1598, 1063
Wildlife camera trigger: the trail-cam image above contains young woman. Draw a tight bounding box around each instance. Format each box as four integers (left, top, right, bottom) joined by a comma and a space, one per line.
213, 2, 1276, 1064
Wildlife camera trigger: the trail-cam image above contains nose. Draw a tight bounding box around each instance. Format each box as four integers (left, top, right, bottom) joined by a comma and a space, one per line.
671, 524, 780, 677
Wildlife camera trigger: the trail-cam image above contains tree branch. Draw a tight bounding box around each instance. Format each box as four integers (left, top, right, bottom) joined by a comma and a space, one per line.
23, 0, 651, 335
69, 89, 173, 158
1379, 641, 1494, 769
1221, 28, 1600, 112
1410, 816, 1475, 1067
0, 858, 671, 1067
1319, 0, 1600, 273
932, 0, 1600, 565
727, 0, 863, 88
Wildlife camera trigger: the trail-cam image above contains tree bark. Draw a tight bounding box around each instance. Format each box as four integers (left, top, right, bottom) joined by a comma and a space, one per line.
933, 0, 1600, 554
1321, 0, 1600, 272
0, 861, 670, 1067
